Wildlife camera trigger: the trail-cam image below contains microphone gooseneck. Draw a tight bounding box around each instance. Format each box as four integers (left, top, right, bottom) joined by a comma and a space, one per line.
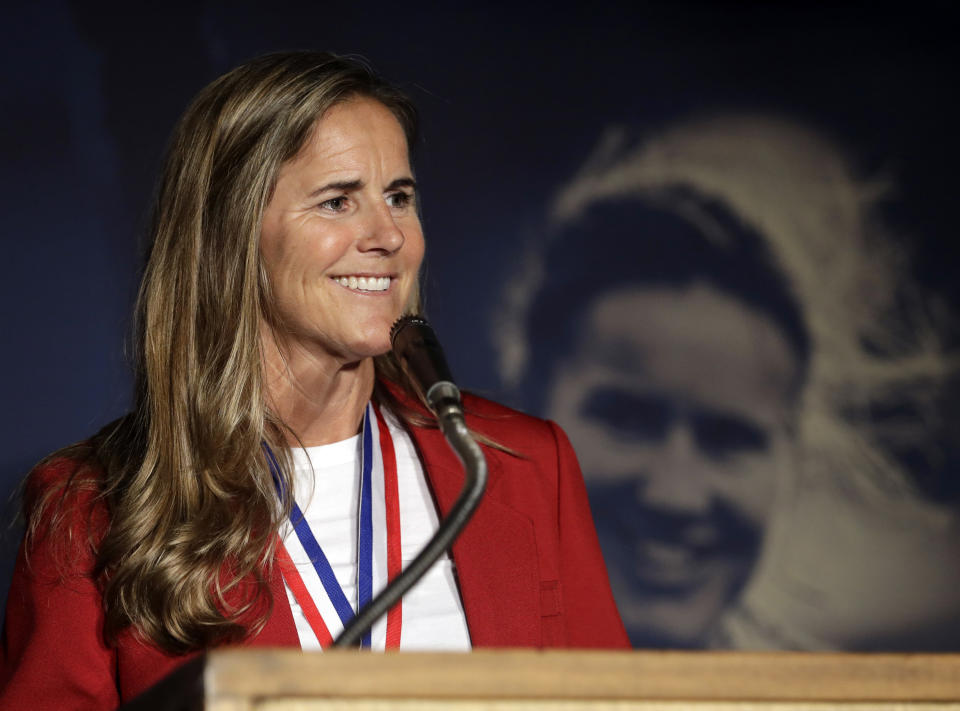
332, 315, 489, 648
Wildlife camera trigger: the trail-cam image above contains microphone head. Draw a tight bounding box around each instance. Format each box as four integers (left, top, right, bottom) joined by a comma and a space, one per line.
390, 315, 460, 413
390, 314, 430, 350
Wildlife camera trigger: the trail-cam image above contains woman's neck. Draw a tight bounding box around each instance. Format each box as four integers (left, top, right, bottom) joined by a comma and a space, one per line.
261, 333, 376, 447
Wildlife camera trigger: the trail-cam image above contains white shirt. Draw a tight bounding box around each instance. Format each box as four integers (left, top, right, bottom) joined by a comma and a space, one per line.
278, 411, 472, 651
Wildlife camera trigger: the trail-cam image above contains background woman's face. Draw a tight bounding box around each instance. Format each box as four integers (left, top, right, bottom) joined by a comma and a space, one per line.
259, 97, 424, 364
546, 284, 800, 647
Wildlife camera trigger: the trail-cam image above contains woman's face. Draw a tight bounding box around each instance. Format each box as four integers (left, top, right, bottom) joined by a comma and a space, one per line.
546, 284, 799, 647
260, 97, 424, 364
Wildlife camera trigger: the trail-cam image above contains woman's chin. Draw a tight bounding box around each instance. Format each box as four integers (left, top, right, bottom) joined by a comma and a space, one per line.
343, 336, 395, 362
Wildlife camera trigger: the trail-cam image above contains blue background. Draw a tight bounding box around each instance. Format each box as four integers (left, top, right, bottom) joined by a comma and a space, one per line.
1, 0, 957, 647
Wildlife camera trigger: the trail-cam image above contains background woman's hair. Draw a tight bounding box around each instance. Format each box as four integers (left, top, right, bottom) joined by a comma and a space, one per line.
26, 51, 424, 653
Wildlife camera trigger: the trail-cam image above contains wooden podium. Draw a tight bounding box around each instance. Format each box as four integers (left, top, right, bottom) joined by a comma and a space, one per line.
124, 649, 960, 710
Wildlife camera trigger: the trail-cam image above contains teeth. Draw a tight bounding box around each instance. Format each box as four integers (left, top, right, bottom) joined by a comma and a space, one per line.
334, 276, 391, 292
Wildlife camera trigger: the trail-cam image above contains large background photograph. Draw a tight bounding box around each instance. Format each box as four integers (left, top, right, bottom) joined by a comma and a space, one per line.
2, 1, 958, 651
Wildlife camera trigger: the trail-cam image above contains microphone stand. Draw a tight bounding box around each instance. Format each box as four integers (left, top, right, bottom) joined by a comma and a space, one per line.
332, 332, 488, 647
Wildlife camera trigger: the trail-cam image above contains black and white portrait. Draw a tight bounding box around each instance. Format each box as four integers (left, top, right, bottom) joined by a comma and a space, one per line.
497, 115, 960, 649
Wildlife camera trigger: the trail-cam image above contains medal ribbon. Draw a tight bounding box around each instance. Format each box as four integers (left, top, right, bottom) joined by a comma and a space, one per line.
267, 403, 402, 649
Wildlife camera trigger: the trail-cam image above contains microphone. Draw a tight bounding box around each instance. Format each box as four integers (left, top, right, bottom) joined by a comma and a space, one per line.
389, 315, 463, 421
332, 315, 488, 648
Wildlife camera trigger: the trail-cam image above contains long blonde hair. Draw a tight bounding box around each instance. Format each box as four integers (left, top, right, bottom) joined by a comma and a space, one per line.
27, 51, 422, 653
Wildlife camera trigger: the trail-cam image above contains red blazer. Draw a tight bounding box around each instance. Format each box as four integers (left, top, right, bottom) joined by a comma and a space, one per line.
0, 392, 628, 709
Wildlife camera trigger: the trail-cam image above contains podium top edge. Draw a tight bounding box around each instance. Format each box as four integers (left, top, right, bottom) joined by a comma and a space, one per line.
200, 649, 960, 702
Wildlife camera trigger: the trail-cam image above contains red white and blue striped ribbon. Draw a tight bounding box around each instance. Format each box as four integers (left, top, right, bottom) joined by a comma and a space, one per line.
267, 402, 402, 649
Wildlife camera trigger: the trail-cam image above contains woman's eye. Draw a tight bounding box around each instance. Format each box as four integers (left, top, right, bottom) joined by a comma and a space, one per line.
320, 196, 347, 212
387, 191, 413, 209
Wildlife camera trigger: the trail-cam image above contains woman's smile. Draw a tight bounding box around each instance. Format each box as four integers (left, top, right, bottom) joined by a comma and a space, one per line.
330, 274, 394, 292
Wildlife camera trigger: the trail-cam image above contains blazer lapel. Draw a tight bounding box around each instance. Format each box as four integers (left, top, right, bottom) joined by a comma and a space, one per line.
407, 424, 541, 647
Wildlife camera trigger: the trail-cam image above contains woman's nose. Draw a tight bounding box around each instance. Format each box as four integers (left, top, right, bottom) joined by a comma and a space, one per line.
358, 202, 405, 254
635, 423, 715, 514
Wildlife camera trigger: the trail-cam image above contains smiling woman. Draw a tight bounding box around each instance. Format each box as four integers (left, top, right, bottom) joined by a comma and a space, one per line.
505, 188, 810, 649
0, 51, 627, 709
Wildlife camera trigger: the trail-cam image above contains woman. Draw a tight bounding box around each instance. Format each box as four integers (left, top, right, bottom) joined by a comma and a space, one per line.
0, 52, 627, 709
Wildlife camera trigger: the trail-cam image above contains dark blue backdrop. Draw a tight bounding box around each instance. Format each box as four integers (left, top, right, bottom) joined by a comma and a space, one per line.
2, 0, 957, 650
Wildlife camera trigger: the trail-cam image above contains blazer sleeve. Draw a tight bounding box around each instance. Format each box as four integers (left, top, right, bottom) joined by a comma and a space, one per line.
0, 465, 120, 711
549, 421, 631, 648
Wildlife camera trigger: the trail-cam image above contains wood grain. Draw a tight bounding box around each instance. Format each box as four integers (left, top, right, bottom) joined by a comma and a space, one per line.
203, 650, 960, 705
